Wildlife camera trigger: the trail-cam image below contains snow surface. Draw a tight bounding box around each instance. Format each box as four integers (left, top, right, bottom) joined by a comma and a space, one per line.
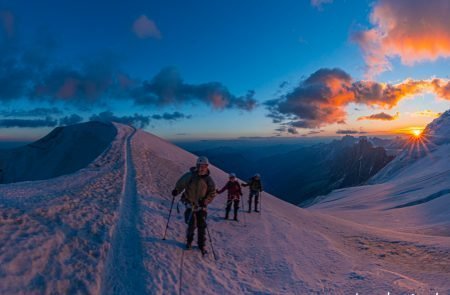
1, 123, 449, 294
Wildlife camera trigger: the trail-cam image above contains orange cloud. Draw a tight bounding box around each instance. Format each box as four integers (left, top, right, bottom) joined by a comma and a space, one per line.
357, 112, 399, 121
354, 0, 450, 77
266, 68, 450, 129
411, 110, 442, 118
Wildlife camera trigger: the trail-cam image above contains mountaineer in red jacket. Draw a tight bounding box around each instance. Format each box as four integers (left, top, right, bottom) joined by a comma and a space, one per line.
217, 173, 243, 221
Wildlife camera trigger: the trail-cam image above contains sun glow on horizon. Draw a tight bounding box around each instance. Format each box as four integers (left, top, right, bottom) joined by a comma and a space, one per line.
411, 129, 423, 138
393, 126, 425, 137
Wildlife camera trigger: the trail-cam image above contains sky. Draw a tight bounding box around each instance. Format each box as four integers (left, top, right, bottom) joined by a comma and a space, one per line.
1, 0, 450, 142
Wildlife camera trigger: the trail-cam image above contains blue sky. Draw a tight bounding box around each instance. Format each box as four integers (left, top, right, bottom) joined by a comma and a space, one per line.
1, 0, 450, 141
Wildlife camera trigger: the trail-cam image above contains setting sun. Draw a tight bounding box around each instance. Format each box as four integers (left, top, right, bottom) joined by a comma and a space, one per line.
412, 129, 423, 137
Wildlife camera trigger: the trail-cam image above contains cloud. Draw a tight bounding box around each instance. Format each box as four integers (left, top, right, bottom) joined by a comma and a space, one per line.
0, 29, 56, 102
266, 68, 354, 129
275, 126, 287, 133
0, 107, 63, 117
59, 114, 84, 125
279, 81, 289, 89
3, 62, 255, 113
307, 130, 324, 135
151, 111, 191, 121
132, 15, 161, 39
0, 117, 58, 128
287, 127, 299, 135
132, 67, 257, 111
31, 53, 122, 105
266, 68, 450, 129
0, 23, 255, 115
0, 10, 14, 39
89, 111, 150, 128
357, 112, 399, 121
430, 78, 450, 100
336, 129, 361, 135
310, 0, 333, 9
411, 110, 442, 118
0, 54, 33, 101
353, 0, 450, 77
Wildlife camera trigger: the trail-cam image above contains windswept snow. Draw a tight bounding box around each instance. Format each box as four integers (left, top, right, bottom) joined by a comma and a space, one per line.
0, 123, 449, 294
0, 123, 127, 294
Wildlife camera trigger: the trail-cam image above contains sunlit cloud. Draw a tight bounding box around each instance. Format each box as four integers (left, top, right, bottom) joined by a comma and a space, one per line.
354, 0, 450, 77
267, 68, 450, 130
132, 15, 161, 39
0, 13, 256, 119
411, 110, 442, 118
132, 67, 257, 111
0, 44, 255, 113
357, 112, 399, 121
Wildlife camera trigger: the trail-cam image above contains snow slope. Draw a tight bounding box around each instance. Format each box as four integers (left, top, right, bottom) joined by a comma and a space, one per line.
1, 123, 449, 294
311, 143, 450, 235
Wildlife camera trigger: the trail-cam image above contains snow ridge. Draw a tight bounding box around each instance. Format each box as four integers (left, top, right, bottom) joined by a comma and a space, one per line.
100, 126, 147, 294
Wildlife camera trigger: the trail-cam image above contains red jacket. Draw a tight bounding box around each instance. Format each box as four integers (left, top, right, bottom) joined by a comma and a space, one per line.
218, 180, 242, 200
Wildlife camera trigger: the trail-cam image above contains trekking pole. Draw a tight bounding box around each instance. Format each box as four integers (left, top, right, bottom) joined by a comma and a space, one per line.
206, 225, 218, 260
162, 195, 176, 240
240, 196, 247, 226
259, 192, 262, 215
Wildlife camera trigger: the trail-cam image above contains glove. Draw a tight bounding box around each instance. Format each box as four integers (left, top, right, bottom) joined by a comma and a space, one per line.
171, 189, 178, 197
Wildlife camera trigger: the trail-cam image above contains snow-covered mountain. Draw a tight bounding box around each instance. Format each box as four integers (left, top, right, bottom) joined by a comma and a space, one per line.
0, 121, 116, 184
370, 109, 450, 183
423, 109, 450, 145
0, 122, 449, 294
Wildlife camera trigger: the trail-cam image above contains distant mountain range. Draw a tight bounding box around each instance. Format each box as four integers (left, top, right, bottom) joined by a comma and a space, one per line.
191, 135, 402, 206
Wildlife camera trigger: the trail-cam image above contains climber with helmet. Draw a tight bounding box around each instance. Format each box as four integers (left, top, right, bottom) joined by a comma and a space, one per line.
242, 173, 263, 213
171, 156, 216, 255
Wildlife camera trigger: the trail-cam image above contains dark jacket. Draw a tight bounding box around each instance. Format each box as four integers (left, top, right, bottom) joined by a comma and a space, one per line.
174, 167, 216, 206
243, 177, 263, 192
218, 180, 242, 200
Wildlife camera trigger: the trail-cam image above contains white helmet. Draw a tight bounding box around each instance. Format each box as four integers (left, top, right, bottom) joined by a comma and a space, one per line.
196, 156, 209, 166
229, 173, 236, 178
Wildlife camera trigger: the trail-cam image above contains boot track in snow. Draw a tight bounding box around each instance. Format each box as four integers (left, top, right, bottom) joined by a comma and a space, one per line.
100, 127, 147, 294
